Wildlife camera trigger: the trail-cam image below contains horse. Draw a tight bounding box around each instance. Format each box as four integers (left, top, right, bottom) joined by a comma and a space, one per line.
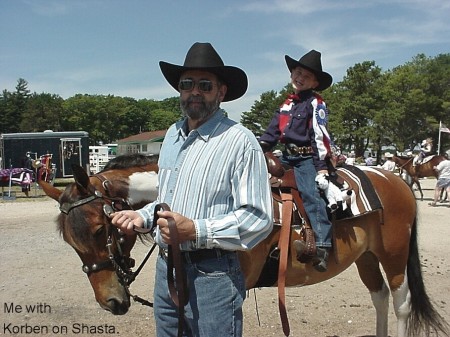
39, 153, 449, 337
392, 155, 446, 200
40, 153, 159, 315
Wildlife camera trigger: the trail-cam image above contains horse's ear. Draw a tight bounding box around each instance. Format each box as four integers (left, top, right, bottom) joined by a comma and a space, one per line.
39, 180, 62, 201
72, 164, 90, 191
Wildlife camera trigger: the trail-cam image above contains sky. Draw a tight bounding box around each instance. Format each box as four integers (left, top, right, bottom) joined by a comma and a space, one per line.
1, 0, 449, 122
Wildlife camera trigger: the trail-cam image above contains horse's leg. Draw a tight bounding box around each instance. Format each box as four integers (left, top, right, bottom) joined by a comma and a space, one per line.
355, 252, 389, 337
391, 275, 410, 337
414, 178, 423, 200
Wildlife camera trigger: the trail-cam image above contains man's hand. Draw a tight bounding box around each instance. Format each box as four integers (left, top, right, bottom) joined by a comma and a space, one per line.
156, 210, 196, 244
110, 210, 144, 235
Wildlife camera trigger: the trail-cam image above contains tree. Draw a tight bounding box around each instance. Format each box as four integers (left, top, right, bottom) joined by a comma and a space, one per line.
0, 90, 16, 133
240, 84, 292, 137
0, 79, 30, 133
324, 61, 384, 157
20, 93, 64, 132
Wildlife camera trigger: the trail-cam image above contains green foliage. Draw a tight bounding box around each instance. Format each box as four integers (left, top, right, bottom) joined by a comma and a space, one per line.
324, 61, 385, 157
241, 84, 292, 137
2, 53, 450, 154
20, 93, 64, 132
0, 79, 30, 133
0, 82, 182, 145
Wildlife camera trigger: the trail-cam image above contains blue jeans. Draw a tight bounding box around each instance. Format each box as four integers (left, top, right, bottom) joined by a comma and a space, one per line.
154, 251, 246, 337
283, 155, 332, 248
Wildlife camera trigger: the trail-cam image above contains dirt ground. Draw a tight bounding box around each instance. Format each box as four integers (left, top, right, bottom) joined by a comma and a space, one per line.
1, 178, 449, 337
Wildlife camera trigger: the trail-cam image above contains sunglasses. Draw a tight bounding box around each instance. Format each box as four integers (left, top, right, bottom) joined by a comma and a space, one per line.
178, 79, 215, 92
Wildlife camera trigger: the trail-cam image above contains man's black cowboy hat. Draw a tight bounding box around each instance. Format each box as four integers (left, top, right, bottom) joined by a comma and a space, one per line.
285, 50, 333, 91
159, 42, 248, 102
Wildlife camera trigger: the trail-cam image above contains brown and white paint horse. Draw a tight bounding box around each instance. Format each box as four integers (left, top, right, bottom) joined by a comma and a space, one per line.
40, 154, 158, 315
392, 154, 446, 200
40, 154, 449, 337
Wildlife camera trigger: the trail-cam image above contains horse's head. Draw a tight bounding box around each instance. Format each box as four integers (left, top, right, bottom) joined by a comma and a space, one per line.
40, 154, 158, 315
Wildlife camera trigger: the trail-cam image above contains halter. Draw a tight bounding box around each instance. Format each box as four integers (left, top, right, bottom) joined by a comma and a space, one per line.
59, 173, 155, 307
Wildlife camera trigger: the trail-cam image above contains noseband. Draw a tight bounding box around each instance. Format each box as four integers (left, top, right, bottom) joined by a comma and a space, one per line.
59, 173, 155, 306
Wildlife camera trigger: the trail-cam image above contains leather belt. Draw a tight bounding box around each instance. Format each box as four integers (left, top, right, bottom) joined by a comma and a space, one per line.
285, 144, 313, 156
160, 248, 234, 263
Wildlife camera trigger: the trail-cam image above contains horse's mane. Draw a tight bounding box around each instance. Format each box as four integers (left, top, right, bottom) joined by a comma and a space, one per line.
102, 153, 158, 171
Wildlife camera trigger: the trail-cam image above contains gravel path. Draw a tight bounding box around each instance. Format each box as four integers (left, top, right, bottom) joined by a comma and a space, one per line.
1, 178, 449, 336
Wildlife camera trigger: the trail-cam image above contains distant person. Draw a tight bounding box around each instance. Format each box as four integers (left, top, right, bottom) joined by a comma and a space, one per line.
345, 152, 355, 165
381, 152, 396, 171
429, 155, 450, 207
365, 156, 374, 166
414, 138, 433, 166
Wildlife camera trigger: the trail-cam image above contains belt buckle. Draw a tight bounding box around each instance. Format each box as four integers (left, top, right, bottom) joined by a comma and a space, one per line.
286, 144, 298, 156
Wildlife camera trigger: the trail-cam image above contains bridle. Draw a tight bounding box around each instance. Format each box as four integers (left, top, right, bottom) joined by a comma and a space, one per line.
395, 157, 414, 170
59, 173, 156, 307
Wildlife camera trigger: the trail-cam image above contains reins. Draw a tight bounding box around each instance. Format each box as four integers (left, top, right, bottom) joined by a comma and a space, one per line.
396, 157, 413, 170
152, 203, 187, 337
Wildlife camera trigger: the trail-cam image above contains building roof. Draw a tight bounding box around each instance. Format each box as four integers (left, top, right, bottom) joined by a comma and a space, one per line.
117, 130, 167, 144
1, 131, 89, 139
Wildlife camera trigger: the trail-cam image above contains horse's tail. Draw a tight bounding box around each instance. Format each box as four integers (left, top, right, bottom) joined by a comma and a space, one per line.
407, 216, 450, 336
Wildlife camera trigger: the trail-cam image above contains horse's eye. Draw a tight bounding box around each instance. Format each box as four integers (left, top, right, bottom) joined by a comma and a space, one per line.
93, 225, 105, 237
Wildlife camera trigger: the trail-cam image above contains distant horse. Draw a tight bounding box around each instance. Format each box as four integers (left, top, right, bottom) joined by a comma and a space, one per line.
392, 155, 446, 200
40, 154, 158, 315
40, 154, 449, 337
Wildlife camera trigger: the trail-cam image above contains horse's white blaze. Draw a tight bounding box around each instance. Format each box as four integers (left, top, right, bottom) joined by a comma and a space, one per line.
127, 171, 158, 204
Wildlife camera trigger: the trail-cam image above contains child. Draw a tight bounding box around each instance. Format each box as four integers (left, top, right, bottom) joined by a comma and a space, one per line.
259, 50, 336, 272
414, 138, 433, 166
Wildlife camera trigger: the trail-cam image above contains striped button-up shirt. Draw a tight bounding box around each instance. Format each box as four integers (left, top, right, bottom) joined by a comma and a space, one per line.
137, 109, 273, 252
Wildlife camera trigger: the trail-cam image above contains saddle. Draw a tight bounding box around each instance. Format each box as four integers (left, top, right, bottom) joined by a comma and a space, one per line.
264, 152, 382, 262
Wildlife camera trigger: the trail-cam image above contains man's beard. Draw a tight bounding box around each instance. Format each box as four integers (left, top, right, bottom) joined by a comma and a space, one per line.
180, 95, 219, 121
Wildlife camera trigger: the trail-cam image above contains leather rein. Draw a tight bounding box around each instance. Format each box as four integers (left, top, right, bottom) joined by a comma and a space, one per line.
59, 173, 155, 307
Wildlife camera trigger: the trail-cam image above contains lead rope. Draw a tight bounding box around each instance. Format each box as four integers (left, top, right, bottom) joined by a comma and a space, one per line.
153, 203, 187, 337
278, 190, 293, 336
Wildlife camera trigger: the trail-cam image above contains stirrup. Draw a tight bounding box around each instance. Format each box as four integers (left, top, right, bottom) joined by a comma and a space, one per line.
293, 240, 307, 261
293, 240, 329, 272
312, 247, 329, 272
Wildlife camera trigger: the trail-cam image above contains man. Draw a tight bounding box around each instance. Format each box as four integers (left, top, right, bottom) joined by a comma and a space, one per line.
111, 42, 273, 337
381, 152, 396, 171
429, 154, 450, 207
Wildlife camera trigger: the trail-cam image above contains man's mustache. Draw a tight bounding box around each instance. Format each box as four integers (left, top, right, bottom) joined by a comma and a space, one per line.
187, 96, 205, 104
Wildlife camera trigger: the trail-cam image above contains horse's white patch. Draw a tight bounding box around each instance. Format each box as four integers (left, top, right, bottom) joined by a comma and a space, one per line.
392, 272, 410, 337
128, 171, 158, 205
357, 166, 390, 179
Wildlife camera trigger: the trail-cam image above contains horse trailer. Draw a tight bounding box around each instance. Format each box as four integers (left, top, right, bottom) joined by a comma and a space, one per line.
0, 131, 89, 178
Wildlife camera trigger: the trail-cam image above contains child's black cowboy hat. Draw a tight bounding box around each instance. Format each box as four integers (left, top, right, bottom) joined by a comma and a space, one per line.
159, 42, 248, 102
285, 50, 333, 91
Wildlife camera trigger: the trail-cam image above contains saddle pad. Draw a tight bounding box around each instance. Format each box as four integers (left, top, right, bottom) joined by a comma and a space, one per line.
337, 165, 382, 216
